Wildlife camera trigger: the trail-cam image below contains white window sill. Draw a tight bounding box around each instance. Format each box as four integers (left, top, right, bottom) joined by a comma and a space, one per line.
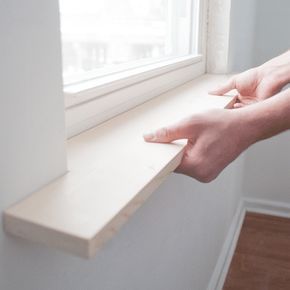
3, 74, 234, 258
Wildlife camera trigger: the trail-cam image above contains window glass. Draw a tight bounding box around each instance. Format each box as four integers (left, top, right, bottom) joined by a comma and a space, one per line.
60, 0, 195, 85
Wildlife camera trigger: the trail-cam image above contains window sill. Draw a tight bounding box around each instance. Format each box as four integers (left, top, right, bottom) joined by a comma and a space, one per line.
3, 74, 234, 259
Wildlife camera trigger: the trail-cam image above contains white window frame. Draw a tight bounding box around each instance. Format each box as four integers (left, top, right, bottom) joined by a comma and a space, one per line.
65, 0, 209, 138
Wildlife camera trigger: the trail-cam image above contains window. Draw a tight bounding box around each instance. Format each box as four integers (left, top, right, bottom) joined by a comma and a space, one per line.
60, 0, 199, 86
61, 0, 206, 138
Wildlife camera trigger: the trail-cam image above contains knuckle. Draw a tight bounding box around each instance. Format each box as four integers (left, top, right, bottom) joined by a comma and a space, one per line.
195, 170, 210, 183
196, 170, 216, 183
187, 114, 203, 129
191, 158, 217, 183
157, 127, 169, 139
197, 174, 216, 183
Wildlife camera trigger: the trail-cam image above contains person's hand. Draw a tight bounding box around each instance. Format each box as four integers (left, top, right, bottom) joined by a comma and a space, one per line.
210, 51, 290, 108
143, 109, 255, 182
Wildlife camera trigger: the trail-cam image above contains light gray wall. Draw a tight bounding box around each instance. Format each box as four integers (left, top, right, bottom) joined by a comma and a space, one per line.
228, 0, 290, 203
253, 0, 290, 66
242, 133, 290, 203
4, 1, 288, 289
228, 0, 258, 72
0, 164, 244, 290
0, 0, 67, 208
229, 0, 290, 71
0, 1, 244, 290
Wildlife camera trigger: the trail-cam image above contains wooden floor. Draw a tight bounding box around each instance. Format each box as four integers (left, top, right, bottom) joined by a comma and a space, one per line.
223, 213, 290, 290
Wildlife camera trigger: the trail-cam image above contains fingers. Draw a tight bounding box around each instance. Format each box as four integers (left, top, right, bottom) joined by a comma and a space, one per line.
143, 119, 193, 143
209, 77, 236, 96
233, 102, 245, 109
235, 95, 258, 108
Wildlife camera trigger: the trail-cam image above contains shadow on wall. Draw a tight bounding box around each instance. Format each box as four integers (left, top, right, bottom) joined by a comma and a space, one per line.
241, 132, 290, 203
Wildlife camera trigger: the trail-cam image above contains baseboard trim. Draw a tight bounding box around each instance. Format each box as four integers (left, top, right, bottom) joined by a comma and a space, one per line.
207, 200, 245, 290
244, 197, 290, 218
207, 197, 290, 290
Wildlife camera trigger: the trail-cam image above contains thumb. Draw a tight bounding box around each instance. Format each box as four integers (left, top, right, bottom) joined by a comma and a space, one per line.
143, 120, 193, 143
209, 77, 236, 96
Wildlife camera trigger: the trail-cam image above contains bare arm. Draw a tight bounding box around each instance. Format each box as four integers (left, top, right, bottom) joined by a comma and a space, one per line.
144, 88, 290, 182
242, 88, 290, 141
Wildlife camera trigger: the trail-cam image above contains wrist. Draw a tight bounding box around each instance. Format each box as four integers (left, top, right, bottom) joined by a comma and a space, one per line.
228, 109, 261, 151
259, 50, 290, 86
281, 64, 290, 84
236, 88, 290, 144
258, 63, 290, 92
230, 104, 276, 148
241, 107, 271, 144
261, 50, 290, 68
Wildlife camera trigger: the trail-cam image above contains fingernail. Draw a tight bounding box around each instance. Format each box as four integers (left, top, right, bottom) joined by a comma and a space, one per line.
143, 132, 155, 141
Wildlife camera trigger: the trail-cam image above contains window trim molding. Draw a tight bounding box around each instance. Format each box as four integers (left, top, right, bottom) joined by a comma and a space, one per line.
66, 58, 206, 138
64, 54, 203, 108
65, 0, 209, 138
206, 0, 232, 73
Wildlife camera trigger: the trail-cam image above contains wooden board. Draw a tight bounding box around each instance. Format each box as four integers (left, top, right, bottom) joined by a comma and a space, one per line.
4, 75, 234, 258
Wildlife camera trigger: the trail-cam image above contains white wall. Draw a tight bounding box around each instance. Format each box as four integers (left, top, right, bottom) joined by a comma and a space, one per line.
0, 164, 244, 290
0, 0, 67, 209
228, 0, 290, 204
0, 1, 245, 290
253, 0, 290, 67
228, 0, 258, 72
229, 0, 290, 72
242, 133, 290, 203
3, 0, 288, 289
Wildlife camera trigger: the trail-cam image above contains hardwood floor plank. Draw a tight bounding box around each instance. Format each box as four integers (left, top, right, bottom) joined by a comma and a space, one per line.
223, 213, 290, 290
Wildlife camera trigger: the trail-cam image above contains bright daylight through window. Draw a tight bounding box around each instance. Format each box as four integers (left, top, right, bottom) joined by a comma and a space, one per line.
59, 0, 197, 86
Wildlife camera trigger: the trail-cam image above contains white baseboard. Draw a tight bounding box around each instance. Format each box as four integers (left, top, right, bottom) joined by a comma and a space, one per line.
207, 200, 245, 290
207, 197, 290, 290
243, 197, 290, 218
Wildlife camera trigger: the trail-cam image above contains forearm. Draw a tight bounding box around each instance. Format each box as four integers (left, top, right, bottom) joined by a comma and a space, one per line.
238, 88, 290, 145
262, 50, 290, 67
259, 50, 290, 87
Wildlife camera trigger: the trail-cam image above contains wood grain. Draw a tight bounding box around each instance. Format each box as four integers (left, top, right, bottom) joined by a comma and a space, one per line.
3, 75, 233, 258
223, 213, 290, 290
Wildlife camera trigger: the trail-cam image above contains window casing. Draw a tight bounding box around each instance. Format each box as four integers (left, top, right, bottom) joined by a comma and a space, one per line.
61, 0, 208, 137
